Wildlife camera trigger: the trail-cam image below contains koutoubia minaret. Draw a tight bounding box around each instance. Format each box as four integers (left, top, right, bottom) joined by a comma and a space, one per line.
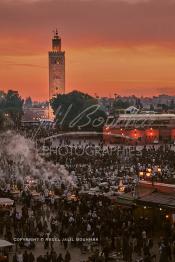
49, 29, 65, 100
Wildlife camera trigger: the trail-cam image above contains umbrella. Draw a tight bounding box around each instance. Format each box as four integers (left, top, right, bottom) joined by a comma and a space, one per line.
0, 240, 14, 248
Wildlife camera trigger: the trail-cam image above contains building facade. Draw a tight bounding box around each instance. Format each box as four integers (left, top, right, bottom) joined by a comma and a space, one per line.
103, 114, 175, 145
49, 30, 65, 100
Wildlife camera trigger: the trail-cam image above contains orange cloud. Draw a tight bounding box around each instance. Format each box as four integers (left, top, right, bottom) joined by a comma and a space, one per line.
0, 0, 175, 99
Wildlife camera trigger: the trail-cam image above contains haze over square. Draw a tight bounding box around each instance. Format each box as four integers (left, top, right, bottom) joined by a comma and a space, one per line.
0, 0, 175, 100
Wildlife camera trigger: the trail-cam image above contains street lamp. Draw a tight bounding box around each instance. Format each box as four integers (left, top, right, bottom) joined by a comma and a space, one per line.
139, 171, 144, 178
146, 172, 151, 177
147, 168, 152, 173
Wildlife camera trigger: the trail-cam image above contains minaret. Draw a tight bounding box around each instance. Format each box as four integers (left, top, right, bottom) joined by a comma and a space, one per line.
49, 29, 65, 100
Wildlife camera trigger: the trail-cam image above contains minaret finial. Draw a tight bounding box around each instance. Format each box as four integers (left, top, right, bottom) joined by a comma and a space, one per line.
52, 28, 61, 51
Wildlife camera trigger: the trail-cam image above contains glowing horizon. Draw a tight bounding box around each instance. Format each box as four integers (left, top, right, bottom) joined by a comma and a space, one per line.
0, 0, 175, 100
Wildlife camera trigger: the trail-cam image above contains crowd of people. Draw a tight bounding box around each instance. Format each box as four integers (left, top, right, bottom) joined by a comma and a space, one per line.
1, 186, 175, 262
42, 139, 175, 189
1, 132, 175, 261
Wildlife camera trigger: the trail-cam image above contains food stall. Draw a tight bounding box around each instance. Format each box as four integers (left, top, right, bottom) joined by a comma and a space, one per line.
0, 240, 13, 262
0, 198, 14, 207
0, 198, 14, 218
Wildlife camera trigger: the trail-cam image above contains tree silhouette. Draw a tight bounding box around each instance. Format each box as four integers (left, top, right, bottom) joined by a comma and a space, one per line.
50, 90, 107, 131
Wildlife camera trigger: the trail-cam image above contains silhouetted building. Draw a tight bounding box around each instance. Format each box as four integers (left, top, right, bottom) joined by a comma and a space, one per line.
49, 29, 65, 100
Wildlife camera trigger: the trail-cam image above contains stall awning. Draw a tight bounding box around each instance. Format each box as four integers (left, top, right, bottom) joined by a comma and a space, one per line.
137, 192, 175, 209
116, 194, 136, 207
0, 198, 14, 206
117, 198, 135, 206
0, 240, 13, 248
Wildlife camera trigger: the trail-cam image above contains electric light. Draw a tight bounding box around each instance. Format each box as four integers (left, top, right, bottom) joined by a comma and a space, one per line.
119, 186, 125, 192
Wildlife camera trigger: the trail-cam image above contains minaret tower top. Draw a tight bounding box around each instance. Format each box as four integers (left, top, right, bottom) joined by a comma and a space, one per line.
52, 29, 61, 51
49, 29, 65, 102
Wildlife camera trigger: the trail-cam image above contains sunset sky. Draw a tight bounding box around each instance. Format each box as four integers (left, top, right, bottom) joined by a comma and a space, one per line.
0, 0, 175, 100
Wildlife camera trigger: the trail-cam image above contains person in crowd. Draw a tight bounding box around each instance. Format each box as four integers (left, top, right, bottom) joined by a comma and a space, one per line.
56, 253, 64, 262
64, 250, 71, 262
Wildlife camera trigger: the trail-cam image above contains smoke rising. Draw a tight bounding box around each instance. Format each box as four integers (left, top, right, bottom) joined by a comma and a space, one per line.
0, 131, 76, 189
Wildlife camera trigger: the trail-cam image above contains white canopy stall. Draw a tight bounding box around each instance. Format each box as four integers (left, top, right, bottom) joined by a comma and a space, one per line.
0, 239, 14, 262
0, 198, 14, 207
0, 240, 13, 248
